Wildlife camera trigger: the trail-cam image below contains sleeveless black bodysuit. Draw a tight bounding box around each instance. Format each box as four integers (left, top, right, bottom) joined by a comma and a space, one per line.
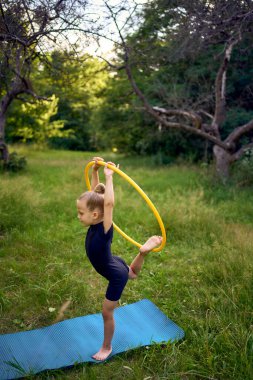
85, 222, 129, 301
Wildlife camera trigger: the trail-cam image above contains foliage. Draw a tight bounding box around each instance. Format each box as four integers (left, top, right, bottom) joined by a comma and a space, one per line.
0, 0, 98, 165
2, 1, 253, 173
37, 51, 109, 151
5, 52, 110, 151
232, 148, 253, 186
10, 95, 72, 145
93, 67, 208, 161
1, 152, 27, 172
98, 0, 253, 164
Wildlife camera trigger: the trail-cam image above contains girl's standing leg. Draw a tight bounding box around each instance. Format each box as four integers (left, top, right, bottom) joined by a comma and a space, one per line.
92, 236, 162, 361
92, 299, 118, 361
129, 236, 163, 277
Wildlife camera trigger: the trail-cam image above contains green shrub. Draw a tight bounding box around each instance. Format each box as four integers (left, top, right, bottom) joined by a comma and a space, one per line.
232, 148, 253, 186
3, 152, 27, 172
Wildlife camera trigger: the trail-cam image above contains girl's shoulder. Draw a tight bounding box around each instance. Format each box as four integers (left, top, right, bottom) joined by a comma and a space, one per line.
93, 222, 113, 241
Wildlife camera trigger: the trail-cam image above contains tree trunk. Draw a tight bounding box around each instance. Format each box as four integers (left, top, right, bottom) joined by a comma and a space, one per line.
213, 145, 232, 182
0, 87, 21, 166
0, 112, 9, 165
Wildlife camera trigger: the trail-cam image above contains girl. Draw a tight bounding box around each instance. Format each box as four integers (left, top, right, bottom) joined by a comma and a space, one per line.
77, 157, 162, 361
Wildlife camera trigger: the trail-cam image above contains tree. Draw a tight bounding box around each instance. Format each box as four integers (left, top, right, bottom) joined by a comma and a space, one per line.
106, 0, 253, 180
31, 51, 109, 150
13, 94, 73, 145
0, 0, 99, 164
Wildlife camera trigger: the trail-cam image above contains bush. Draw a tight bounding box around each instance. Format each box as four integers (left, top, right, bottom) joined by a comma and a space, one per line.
232, 148, 253, 186
3, 152, 27, 172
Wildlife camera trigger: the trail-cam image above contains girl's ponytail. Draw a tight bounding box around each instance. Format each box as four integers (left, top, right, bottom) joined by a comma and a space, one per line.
94, 183, 105, 195
78, 183, 105, 213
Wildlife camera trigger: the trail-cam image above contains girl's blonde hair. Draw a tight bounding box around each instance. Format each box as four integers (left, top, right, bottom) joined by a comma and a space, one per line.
78, 183, 105, 214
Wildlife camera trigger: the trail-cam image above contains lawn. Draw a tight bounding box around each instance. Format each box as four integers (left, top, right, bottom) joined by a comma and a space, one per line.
0, 147, 252, 380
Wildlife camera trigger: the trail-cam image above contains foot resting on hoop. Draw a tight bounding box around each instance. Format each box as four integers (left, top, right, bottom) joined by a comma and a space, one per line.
129, 236, 163, 278
140, 235, 163, 255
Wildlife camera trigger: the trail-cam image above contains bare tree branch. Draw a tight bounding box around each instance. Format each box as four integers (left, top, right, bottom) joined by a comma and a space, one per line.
199, 109, 214, 120
0, 34, 28, 46
153, 113, 229, 150
105, 2, 234, 152
103, 0, 253, 180
231, 142, 253, 161
0, 0, 105, 163
97, 55, 125, 70
226, 119, 253, 144
152, 106, 202, 129
212, 36, 241, 138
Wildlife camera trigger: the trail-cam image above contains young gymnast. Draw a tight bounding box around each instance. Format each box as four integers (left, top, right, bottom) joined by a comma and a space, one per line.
77, 157, 162, 361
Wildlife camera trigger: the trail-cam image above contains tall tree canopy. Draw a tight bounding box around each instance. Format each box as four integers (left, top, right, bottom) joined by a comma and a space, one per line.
0, 0, 100, 163
6, 51, 109, 150
106, 0, 253, 179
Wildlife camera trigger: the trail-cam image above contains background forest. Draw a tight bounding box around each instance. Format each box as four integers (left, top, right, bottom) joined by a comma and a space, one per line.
2, 0, 253, 183
5, 43, 253, 162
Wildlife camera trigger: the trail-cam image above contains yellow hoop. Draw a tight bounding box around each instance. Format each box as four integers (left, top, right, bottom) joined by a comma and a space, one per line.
84, 161, 166, 252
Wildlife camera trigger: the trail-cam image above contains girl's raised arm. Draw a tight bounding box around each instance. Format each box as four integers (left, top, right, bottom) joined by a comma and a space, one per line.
103, 162, 115, 233
91, 157, 104, 191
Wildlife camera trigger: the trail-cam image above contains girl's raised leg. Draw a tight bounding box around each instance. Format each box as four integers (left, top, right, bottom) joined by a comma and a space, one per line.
129, 236, 162, 277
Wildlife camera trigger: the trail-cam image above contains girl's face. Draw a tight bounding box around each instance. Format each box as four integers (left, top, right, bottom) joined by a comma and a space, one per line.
76, 199, 101, 226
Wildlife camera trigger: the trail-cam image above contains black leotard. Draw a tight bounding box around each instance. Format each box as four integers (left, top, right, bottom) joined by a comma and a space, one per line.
85, 222, 129, 301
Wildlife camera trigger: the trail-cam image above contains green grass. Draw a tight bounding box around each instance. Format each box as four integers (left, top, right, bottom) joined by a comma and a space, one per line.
0, 146, 253, 380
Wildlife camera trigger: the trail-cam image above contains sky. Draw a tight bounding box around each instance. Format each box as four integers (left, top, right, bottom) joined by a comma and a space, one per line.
39, 0, 147, 58
68, 0, 147, 57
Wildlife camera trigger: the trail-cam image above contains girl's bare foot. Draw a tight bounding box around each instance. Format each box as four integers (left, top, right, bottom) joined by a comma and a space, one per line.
92, 346, 112, 361
139, 236, 162, 255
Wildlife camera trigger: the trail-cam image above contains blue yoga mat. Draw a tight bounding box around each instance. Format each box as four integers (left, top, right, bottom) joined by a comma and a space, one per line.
0, 299, 184, 379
